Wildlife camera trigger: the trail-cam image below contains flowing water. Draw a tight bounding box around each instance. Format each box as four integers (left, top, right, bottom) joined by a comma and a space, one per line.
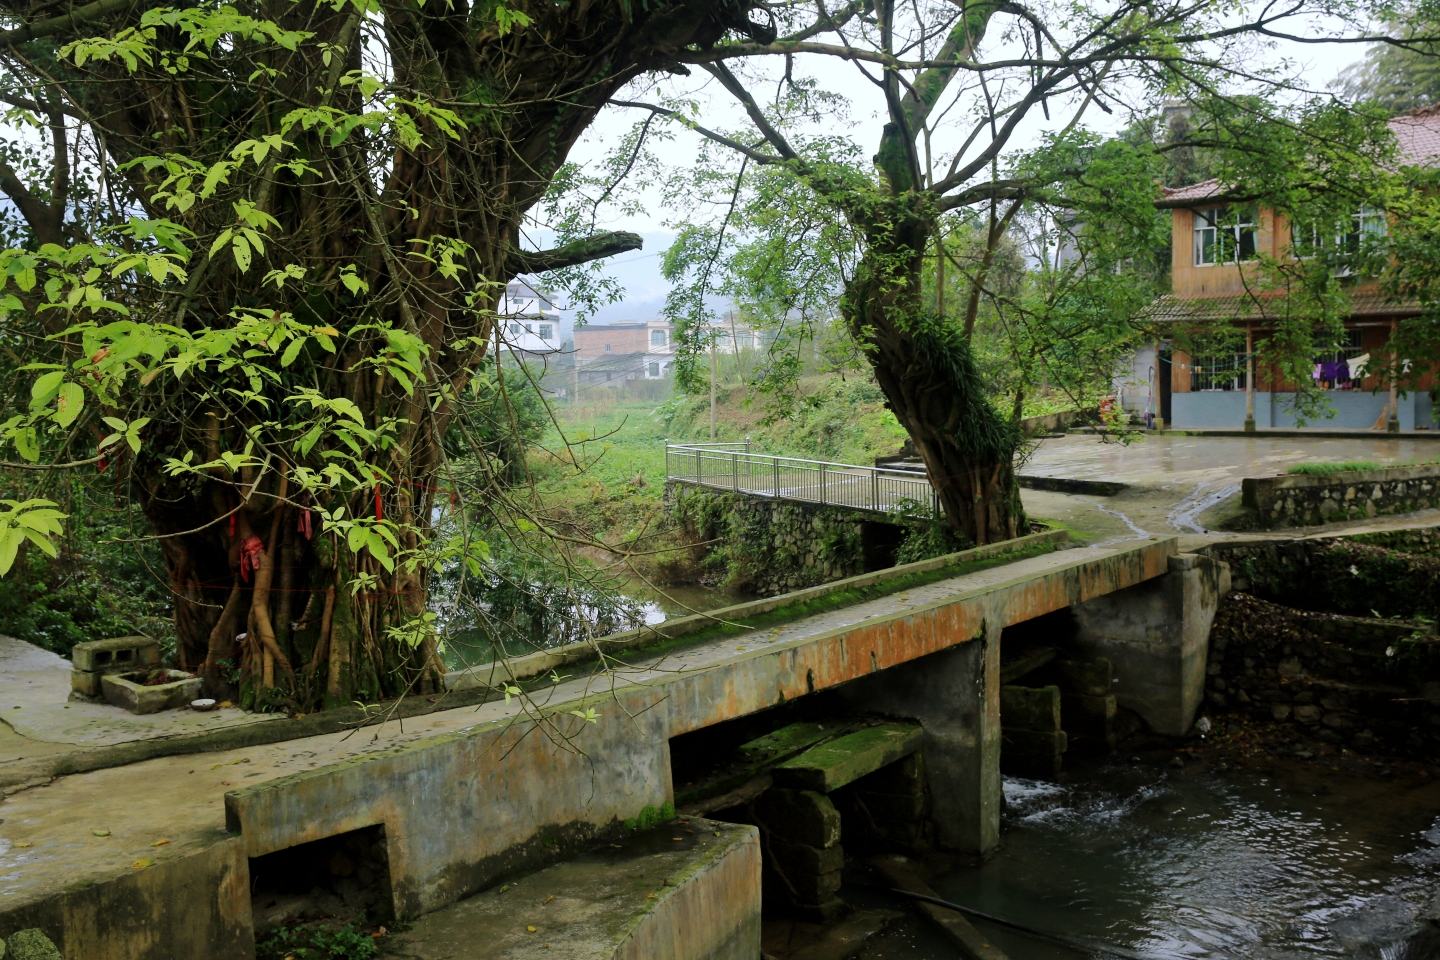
849, 757, 1440, 959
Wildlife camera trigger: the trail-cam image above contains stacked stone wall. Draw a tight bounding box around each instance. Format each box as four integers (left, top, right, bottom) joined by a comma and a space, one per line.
1240, 464, 1440, 528
1204, 592, 1440, 756
668, 484, 910, 596
1205, 536, 1440, 621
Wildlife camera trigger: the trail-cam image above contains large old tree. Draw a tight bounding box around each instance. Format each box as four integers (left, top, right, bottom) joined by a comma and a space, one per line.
0, 0, 770, 706
633, 0, 1411, 544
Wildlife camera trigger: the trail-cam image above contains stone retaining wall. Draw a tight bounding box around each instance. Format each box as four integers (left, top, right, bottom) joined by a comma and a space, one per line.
1204, 535, 1440, 621
1241, 463, 1440, 528
1205, 592, 1440, 757
668, 484, 916, 596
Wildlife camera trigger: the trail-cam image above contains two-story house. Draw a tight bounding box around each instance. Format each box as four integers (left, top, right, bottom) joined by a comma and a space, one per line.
496, 280, 562, 358
572, 320, 676, 382
1143, 107, 1440, 431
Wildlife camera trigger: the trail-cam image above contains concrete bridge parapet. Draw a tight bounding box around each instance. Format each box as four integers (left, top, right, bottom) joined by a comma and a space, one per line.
1071, 552, 1230, 737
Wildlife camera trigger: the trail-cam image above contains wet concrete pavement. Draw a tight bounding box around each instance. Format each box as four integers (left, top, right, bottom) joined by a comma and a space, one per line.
0, 636, 283, 769
1021, 433, 1440, 549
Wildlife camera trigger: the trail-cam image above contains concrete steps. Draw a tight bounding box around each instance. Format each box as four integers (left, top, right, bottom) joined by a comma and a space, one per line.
380, 819, 759, 960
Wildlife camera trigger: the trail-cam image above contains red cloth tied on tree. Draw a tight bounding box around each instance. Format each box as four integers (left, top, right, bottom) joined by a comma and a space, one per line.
297, 510, 314, 540
238, 535, 264, 583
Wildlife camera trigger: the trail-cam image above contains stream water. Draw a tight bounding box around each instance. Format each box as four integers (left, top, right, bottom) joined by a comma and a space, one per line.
849, 756, 1440, 959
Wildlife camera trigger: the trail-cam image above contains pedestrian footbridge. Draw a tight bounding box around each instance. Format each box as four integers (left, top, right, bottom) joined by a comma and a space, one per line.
0, 529, 1228, 959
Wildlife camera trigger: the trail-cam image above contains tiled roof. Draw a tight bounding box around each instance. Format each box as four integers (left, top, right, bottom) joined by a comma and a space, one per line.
1160, 178, 1223, 202
1162, 107, 1440, 205
1390, 107, 1440, 167
1147, 292, 1423, 323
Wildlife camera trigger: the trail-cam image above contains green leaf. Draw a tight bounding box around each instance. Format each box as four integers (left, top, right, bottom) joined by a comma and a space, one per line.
280, 336, 306, 366
30, 371, 64, 409
13, 427, 38, 462
55, 382, 84, 428
0, 528, 22, 577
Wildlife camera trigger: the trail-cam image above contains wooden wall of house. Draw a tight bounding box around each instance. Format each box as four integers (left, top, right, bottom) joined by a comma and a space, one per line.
1170, 207, 1289, 295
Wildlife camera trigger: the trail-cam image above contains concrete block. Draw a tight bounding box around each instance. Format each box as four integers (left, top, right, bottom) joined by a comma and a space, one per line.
766, 865, 841, 904
772, 723, 923, 792
765, 836, 844, 876
1059, 657, 1113, 696
735, 721, 840, 767
1000, 685, 1061, 732
100, 670, 202, 715
381, 819, 761, 960
1000, 728, 1066, 779
848, 752, 925, 794
752, 789, 841, 849
69, 668, 102, 698
71, 636, 160, 673
1062, 692, 1117, 749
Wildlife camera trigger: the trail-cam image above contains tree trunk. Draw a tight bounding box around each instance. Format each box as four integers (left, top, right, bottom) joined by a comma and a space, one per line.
844, 210, 1024, 546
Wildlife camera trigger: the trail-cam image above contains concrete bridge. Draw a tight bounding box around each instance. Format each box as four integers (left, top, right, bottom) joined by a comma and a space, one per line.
0, 531, 1227, 959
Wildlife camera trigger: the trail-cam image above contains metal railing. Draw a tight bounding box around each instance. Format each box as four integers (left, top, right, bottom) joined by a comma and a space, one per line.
664, 441, 940, 519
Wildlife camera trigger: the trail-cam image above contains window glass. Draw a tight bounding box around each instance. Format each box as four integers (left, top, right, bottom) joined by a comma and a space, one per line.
651, 329, 666, 345
1190, 353, 1249, 391
539, 325, 553, 340
1194, 205, 1258, 265
648, 362, 660, 377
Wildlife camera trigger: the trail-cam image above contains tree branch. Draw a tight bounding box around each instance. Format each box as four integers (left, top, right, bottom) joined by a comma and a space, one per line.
0, 0, 137, 45
507, 231, 643, 275
700, 62, 800, 162
611, 100, 784, 164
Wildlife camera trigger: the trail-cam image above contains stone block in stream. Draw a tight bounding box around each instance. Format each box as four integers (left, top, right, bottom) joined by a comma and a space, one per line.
1059, 657, 1113, 697
1063, 692, 1118, 750
1000, 728, 1067, 779
765, 835, 845, 876
752, 789, 841, 849
771, 722, 923, 792
1001, 684, 1061, 731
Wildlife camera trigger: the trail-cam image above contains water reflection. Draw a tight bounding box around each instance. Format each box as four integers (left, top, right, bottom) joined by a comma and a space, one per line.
854, 758, 1440, 959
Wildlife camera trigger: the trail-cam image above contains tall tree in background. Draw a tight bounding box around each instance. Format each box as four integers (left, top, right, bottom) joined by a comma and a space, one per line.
0, 0, 771, 707
619, 0, 1399, 545
1339, 11, 1440, 113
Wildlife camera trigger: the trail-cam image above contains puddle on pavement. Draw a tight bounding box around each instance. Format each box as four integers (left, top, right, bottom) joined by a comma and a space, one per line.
847, 757, 1440, 959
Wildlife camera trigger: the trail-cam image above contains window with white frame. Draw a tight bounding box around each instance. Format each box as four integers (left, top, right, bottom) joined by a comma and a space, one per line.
1293, 205, 1387, 260
651, 329, 666, 346
1190, 353, 1249, 391
648, 362, 660, 377
539, 324, 553, 340
1194, 205, 1258, 265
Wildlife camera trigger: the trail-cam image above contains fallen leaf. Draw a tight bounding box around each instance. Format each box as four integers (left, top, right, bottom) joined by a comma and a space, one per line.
543, 895, 554, 905
526, 925, 537, 933
218, 701, 233, 708
671, 836, 682, 841
211, 764, 223, 770
646, 893, 656, 899
130, 859, 154, 869
14, 841, 32, 848
152, 838, 170, 847
91, 829, 110, 837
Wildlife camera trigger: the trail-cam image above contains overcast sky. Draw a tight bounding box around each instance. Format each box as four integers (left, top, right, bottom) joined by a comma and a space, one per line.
544, 23, 1375, 329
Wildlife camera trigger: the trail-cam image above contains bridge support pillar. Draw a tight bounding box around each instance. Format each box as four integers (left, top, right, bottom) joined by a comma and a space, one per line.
1070, 552, 1229, 737
833, 612, 1002, 857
